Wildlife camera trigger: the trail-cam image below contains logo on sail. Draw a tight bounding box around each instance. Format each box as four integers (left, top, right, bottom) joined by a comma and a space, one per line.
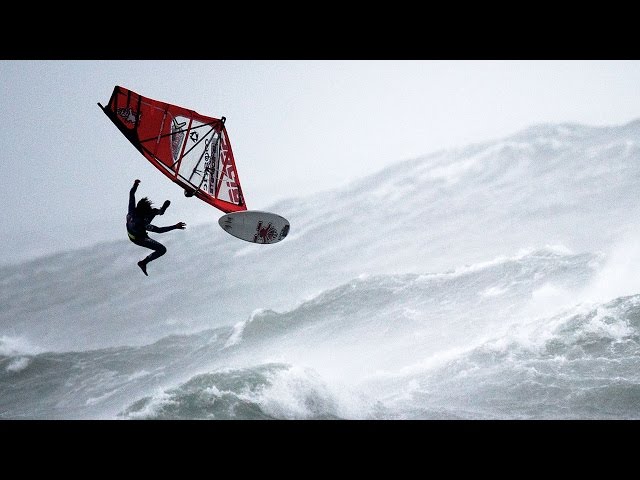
171, 118, 187, 161
117, 107, 139, 126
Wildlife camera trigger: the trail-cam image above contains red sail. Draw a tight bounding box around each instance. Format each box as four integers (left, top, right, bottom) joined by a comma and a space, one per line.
99, 85, 247, 213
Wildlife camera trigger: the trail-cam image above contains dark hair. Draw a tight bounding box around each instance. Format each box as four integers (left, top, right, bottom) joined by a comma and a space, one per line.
136, 197, 153, 215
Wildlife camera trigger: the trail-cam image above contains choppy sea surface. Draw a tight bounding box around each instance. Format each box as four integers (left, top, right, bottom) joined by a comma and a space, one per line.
2, 120, 640, 419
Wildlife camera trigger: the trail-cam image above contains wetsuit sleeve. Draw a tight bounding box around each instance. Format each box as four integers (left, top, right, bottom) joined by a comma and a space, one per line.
147, 224, 175, 233
129, 184, 138, 215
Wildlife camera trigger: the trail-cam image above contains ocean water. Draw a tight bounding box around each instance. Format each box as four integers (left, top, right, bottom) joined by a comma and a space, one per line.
2, 120, 640, 419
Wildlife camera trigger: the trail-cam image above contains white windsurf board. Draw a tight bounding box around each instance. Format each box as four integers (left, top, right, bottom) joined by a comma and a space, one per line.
218, 210, 290, 244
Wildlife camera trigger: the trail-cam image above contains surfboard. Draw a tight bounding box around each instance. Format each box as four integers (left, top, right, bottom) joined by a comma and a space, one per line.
218, 210, 290, 244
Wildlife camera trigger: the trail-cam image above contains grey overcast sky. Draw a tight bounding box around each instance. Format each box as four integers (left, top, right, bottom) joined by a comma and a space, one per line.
1, 60, 640, 265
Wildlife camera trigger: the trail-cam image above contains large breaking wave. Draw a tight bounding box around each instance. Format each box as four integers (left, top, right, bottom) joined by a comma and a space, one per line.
3, 247, 639, 419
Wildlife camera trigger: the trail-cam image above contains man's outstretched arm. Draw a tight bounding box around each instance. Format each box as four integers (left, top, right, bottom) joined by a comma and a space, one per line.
147, 222, 186, 234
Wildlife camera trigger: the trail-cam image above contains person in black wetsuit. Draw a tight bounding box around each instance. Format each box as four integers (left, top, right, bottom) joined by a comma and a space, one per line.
127, 179, 186, 276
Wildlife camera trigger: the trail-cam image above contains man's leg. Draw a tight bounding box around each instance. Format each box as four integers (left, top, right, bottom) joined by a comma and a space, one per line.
135, 237, 167, 275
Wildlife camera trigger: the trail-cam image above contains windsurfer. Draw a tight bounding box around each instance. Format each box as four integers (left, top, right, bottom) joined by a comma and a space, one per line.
126, 179, 186, 276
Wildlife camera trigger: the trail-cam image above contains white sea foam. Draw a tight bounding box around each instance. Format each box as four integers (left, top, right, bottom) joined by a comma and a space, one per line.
481, 285, 509, 297
121, 390, 177, 419
580, 229, 640, 304
247, 365, 375, 420
224, 308, 268, 348
0, 335, 43, 357
6, 357, 30, 372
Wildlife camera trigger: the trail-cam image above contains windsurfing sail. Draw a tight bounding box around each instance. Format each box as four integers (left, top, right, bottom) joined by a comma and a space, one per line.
98, 85, 247, 214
